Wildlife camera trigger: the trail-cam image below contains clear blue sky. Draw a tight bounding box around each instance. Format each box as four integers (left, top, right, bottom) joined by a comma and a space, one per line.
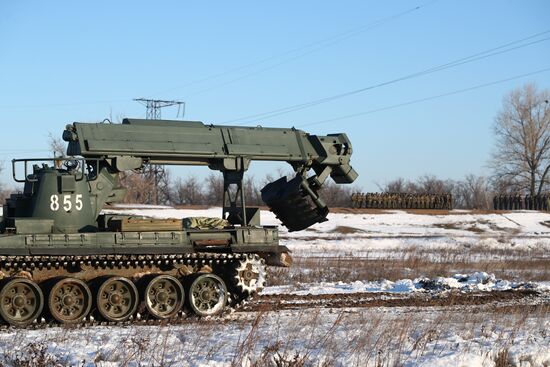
1, 0, 549, 191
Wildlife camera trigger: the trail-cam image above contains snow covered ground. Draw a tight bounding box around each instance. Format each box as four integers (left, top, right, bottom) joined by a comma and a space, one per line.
0, 296, 547, 367
105, 206, 550, 238
105, 206, 550, 258
0, 207, 548, 366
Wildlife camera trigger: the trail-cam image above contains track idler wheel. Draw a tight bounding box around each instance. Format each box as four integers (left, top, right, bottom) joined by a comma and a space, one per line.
261, 176, 329, 231
48, 277, 92, 324
187, 274, 227, 317
96, 276, 139, 322
144, 275, 184, 319
0, 277, 44, 327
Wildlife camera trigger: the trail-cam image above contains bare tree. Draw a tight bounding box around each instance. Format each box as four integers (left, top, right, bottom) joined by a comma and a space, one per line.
0, 162, 11, 203
204, 173, 224, 206
320, 180, 356, 207
172, 176, 205, 205
380, 177, 408, 193
380, 176, 454, 195
48, 133, 67, 171
416, 174, 454, 195
490, 83, 550, 196
455, 174, 491, 209
161, 169, 175, 205
243, 175, 263, 206
48, 133, 66, 157
119, 171, 156, 204
116, 166, 172, 206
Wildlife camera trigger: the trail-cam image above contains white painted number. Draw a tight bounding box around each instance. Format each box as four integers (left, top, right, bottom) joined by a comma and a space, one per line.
50, 195, 59, 211
49, 194, 83, 212
75, 194, 83, 211
63, 195, 72, 211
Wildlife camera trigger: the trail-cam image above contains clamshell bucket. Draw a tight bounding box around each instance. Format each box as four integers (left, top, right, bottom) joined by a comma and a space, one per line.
261, 176, 329, 232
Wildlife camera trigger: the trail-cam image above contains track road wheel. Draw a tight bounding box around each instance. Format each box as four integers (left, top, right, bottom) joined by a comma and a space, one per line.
188, 274, 227, 317
0, 277, 44, 327
234, 254, 267, 295
96, 277, 138, 322
145, 275, 184, 319
48, 277, 92, 324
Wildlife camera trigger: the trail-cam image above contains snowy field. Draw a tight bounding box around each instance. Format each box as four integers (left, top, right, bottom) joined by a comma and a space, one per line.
104, 206, 550, 256
0, 207, 548, 366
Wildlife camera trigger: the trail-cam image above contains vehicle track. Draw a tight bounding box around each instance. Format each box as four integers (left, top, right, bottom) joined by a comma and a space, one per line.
241, 288, 549, 312
0, 252, 264, 328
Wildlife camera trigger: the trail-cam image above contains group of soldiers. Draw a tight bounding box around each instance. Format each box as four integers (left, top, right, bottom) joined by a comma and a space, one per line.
493, 193, 550, 211
351, 192, 453, 210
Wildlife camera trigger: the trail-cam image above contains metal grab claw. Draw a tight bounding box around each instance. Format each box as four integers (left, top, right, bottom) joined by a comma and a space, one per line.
261, 176, 329, 232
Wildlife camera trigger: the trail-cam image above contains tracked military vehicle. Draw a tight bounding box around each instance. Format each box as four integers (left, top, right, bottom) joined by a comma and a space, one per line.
0, 119, 356, 327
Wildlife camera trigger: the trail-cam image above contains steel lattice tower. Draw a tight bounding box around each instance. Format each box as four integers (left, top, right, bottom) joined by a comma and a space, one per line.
133, 98, 185, 204
133, 98, 185, 120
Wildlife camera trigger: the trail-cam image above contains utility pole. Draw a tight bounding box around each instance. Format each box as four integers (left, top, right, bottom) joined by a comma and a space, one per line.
134, 98, 186, 204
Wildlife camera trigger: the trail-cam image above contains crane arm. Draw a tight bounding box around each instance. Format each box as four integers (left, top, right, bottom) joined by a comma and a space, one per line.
63, 118, 358, 231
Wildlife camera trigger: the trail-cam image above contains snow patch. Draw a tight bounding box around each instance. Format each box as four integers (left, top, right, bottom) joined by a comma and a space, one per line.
263, 272, 536, 296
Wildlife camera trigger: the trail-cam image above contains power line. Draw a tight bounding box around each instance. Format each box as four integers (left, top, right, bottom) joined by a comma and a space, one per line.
221, 30, 550, 125
297, 67, 550, 127
147, 1, 436, 99
227, 32, 550, 125
0, 2, 428, 111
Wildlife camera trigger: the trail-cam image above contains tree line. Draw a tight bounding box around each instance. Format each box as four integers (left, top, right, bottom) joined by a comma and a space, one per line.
378, 174, 491, 209
119, 170, 354, 208
119, 170, 519, 210
0, 164, 534, 210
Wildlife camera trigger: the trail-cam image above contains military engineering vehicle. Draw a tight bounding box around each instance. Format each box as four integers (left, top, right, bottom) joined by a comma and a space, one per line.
0, 119, 356, 326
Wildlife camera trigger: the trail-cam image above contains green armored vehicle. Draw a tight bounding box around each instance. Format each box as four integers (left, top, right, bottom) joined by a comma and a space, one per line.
0, 119, 356, 326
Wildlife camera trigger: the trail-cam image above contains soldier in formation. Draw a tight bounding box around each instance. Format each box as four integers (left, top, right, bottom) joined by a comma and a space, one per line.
492, 193, 550, 211
351, 192, 453, 210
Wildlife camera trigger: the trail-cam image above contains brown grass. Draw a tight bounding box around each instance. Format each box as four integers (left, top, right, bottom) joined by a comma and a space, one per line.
432, 222, 489, 232
332, 226, 366, 234
1, 343, 62, 367
494, 349, 511, 367
0, 303, 546, 366
268, 252, 550, 285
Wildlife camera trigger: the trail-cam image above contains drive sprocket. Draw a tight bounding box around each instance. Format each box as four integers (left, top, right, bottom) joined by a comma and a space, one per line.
233, 254, 267, 296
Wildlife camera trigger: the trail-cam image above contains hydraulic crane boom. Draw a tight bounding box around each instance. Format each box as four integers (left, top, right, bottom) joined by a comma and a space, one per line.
64, 118, 355, 181
62, 118, 357, 231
